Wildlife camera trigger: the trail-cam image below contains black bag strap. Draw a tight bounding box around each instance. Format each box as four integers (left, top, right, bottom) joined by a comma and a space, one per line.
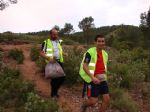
44, 39, 48, 53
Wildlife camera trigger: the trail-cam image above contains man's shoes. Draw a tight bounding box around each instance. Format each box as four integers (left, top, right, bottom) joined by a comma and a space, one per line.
51, 94, 59, 98
80, 104, 87, 112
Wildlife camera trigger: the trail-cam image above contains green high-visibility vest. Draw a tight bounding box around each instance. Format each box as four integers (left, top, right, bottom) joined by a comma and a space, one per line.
79, 47, 108, 83
44, 38, 64, 63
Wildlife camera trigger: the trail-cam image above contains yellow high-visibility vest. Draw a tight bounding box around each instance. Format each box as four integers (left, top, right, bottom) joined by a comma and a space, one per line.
43, 38, 64, 63
79, 47, 108, 83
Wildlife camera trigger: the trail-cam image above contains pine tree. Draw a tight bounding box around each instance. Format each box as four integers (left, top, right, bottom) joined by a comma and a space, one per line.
147, 7, 150, 29
140, 7, 150, 49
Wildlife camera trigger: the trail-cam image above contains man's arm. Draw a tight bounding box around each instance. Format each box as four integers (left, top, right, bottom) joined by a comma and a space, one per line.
40, 51, 50, 61
40, 42, 55, 62
83, 53, 100, 84
83, 62, 93, 79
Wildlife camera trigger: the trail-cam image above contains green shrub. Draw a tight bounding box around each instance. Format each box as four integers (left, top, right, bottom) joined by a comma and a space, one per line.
144, 66, 150, 81
0, 67, 35, 108
116, 50, 132, 63
1, 67, 21, 79
0, 106, 4, 112
0, 66, 58, 111
30, 47, 40, 61
0, 51, 4, 72
0, 51, 3, 61
131, 47, 145, 61
0, 32, 14, 42
63, 46, 84, 86
111, 63, 128, 75
119, 75, 132, 88
109, 63, 129, 88
25, 92, 58, 112
8, 48, 24, 64
110, 62, 145, 89
110, 88, 138, 112
109, 49, 149, 89
62, 38, 79, 45
0, 68, 22, 105
17, 81, 35, 106
36, 57, 46, 73
141, 83, 150, 99
15, 106, 26, 112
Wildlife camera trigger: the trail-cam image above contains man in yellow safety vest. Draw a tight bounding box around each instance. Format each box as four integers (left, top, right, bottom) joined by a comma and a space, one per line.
40, 28, 65, 98
79, 35, 110, 112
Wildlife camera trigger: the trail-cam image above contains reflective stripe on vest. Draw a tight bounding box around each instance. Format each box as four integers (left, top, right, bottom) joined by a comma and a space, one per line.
79, 47, 108, 83
44, 38, 64, 63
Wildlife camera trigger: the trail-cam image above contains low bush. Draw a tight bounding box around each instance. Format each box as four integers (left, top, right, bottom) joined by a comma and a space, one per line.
62, 38, 79, 45
8, 48, 24, 64
25, 92, 58, 112
110, 88, 138, 112
109, 49, 149, 89
30, 47, 40, 61
63, 46, 85, 86
0, 67, 34, 108
35, 57, 46, 73
141, 83, 150, 99
0, 67, 58, 112
0, 106, 4, 112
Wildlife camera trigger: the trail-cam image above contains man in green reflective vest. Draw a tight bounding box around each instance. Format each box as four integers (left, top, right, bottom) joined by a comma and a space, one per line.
79, 35, 110, 112
40, 28, 65, 98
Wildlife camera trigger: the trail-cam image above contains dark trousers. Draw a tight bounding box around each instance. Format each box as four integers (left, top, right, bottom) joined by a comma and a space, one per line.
50, 61, 65, 97
51, 76, 65, 97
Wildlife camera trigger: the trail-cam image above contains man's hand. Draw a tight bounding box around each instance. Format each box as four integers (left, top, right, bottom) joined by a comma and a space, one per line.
40, 51, 56, 63
91, 76, 101, 84
83, 63, 101, 84
48, 57, 56, 63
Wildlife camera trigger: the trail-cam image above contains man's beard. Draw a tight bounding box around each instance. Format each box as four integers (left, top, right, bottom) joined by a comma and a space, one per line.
51, 36, 57, 40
